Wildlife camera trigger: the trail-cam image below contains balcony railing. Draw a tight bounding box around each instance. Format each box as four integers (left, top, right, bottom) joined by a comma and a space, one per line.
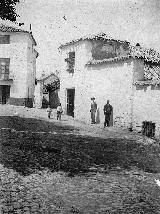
0, 73, 14, 81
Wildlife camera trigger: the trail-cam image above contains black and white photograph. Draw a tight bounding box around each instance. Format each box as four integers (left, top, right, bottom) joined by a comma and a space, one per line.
0, 0, 160, 213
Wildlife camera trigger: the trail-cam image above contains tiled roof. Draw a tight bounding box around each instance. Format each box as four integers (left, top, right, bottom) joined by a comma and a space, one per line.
59, 32, 160, 64
133, 80, 160, 85
87, 46, 160, 65
0, 24, 28, 33
0, 24, 37, 45
87, 55, 131, 65
59, 32, 128, 49
129, 45, 160, 64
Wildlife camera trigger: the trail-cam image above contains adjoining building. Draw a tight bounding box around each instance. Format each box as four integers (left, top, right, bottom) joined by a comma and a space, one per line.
0, 24, 38, 107
59, 33, 160, 136
34, 73, 60, 109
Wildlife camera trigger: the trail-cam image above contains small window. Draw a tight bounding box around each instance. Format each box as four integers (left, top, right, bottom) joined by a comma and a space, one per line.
0, 58, 10, 75
0, 35, 10, 44
65, 52, 75, 73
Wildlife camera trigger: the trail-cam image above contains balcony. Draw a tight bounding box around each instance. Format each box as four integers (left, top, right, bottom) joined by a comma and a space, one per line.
0, 73, 13, 85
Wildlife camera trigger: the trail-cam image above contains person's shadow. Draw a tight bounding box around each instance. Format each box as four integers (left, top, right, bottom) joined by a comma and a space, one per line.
109, 110, 113, 126
96, 108, 100, 124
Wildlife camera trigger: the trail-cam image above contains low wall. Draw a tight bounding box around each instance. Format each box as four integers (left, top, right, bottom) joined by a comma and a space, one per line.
8, 97, 33, 108
133, 84, 160, 136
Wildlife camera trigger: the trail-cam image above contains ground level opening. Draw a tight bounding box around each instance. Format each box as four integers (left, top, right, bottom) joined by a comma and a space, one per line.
0, 85, 10, 104
67, 88, 75, 117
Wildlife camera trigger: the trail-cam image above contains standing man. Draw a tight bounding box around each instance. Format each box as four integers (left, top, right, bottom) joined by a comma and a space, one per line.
90, 97, 97, 124
104, 100, 113, 127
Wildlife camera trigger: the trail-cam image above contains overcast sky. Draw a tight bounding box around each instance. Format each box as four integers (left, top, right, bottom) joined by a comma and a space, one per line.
2, 0, 160, 77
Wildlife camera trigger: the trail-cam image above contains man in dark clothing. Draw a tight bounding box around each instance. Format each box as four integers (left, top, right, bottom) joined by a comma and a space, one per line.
90, 97, 97, 124
104, 100, 113, 127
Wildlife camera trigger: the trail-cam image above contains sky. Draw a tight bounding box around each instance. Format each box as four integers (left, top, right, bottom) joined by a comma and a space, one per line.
1, 0, 160, 77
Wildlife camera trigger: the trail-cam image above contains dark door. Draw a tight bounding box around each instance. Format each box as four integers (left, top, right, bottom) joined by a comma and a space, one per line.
67, 89, 75, 117
49, 90, 60, 109
2, 85, 10, 104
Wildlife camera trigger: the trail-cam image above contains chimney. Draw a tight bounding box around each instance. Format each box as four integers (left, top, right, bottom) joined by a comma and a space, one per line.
18, 23, 24, 26
29, 24, 32, 33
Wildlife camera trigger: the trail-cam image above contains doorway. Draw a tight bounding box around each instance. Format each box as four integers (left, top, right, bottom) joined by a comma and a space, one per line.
67, 88, 75, 117
0, 85, 10, 104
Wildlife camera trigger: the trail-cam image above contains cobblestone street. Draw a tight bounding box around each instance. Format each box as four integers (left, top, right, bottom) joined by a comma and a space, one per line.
0, 105, 160, 213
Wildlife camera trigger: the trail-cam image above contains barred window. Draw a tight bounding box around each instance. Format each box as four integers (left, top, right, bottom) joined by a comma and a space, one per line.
65, 52, 75, 74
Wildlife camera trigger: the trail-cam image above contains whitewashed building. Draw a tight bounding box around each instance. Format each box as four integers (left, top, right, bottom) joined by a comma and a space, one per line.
59, 33, 160, 136
34, 73, 60, 108
0, 24, 38, 107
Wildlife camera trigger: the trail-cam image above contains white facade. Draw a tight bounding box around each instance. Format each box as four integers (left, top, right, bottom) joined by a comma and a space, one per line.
59, 40, 133, 125
59, 38, 160, 136
34, 73, 60, 108
0, 27, 38, 107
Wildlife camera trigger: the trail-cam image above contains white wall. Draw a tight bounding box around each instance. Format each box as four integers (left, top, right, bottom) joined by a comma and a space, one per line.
132, 57, 160, 135
78, 59, 134, 126
59, 40, 134, 127
27, 37, 37, 99
133, 85, 160, 135
34, 81, 43, 108
59, 40, 89, 114
0, 32, 36, 101
60, 40, 160, 136
0, 33, 28, 98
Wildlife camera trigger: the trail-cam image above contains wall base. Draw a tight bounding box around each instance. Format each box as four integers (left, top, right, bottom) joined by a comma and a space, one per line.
8, 97, 33, 108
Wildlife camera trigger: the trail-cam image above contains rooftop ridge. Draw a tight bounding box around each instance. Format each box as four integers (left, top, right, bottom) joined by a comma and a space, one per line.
0, 24, 37, 46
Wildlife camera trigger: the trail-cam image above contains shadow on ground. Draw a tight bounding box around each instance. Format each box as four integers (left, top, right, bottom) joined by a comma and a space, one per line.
0, 116, 76, 132
0, 116, 160, 176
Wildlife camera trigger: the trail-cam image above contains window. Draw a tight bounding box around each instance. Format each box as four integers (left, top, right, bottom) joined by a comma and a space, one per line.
65, 52, 75, 73
0, 58, 10, 79
0, 35, 10, 44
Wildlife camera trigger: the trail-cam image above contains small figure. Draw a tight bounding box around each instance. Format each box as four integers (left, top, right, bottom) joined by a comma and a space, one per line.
57, 103, 63, 121
90, 97, 97, 124
46, 105, 52, 119
103, 100, 113, 128
42, 96, 48, 108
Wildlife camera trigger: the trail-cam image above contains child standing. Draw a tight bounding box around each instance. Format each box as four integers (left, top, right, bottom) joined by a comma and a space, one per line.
46, 105, 52, 119
57, 103, 63, 121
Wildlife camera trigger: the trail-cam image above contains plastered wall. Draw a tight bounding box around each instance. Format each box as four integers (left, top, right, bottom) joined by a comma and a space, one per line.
132, 59, 160, 135
0, 32, 36, 105
0, 33, 28, 98
59, 40, 134, 126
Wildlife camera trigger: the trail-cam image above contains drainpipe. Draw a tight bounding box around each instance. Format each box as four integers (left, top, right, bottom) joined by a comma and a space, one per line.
27, 87, 30, 107
129, 60, 135, 131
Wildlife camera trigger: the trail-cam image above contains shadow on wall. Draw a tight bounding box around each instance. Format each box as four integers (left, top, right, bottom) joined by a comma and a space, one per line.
136, 84, 160, 92
151, 85, 160, 90
96, 108, 100, 124
49, 90, 60, 109
136, 85, 148, 92
109, 109, 113, 126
